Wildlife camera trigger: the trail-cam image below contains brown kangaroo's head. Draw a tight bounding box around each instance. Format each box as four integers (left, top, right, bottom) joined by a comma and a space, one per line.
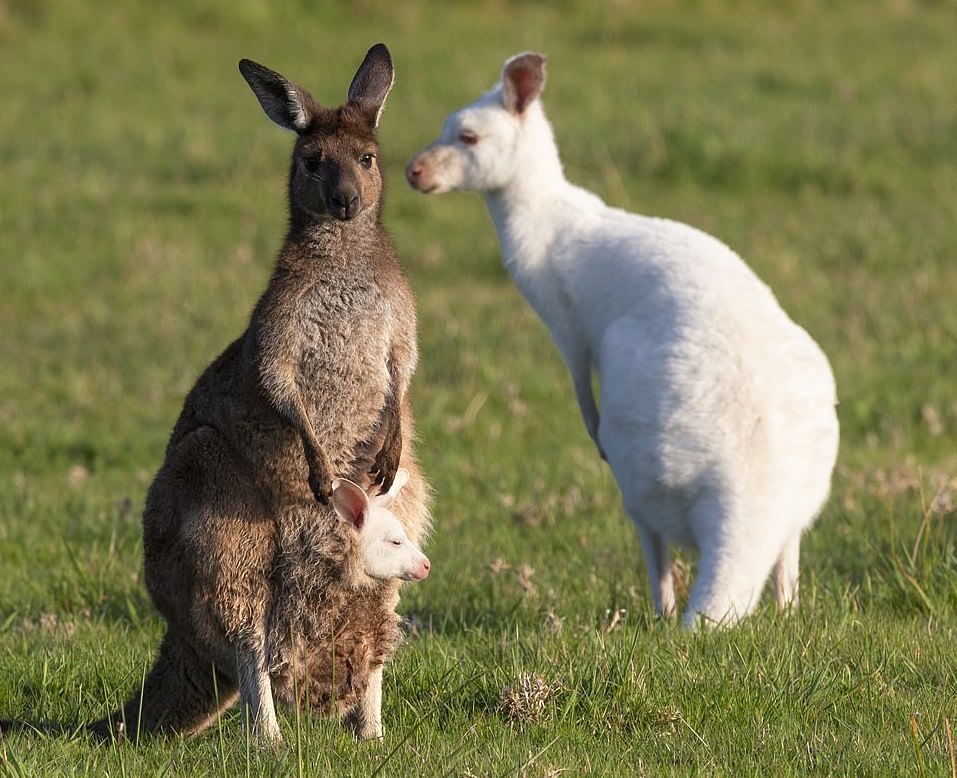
239, 44, 394, 227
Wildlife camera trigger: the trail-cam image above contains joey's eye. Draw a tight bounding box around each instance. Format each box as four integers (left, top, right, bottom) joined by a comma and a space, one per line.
390, 539, 402, 547
360, 153, 375, 169
458, 130, 479, 146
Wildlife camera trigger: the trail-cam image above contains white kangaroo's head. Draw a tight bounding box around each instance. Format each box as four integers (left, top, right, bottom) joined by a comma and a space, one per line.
405, 52, 549, 195
331, 468, 431, 582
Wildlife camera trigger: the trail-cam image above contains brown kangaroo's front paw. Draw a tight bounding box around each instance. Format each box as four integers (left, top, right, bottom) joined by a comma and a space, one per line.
309, 471, 333, 504
370, 451, 398, 493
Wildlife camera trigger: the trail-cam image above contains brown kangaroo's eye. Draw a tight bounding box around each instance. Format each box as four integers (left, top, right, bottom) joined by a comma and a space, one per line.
303, 154, 322, 174
458, 130, 479, 146
360, 153, 375, 169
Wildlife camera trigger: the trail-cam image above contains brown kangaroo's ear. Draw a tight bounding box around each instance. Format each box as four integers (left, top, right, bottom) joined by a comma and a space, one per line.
501, 52, 547, 116
348, 43, 395, 127
239, 59, 318, 133
331, 478, 370, 531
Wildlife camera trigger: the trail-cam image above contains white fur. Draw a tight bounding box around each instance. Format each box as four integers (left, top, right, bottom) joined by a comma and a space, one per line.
407, 53, 839, 627
332, 468, 431, 583
283, 84, 309, 131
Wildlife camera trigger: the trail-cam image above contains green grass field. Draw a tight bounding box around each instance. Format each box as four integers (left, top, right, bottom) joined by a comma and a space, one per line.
2, 0, 955, 775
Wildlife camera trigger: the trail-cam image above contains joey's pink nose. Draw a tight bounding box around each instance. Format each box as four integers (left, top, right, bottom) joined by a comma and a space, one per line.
414, 556, 431, 580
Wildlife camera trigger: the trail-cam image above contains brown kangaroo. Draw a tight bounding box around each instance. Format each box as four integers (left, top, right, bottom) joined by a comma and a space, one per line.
84, 43, 431, 743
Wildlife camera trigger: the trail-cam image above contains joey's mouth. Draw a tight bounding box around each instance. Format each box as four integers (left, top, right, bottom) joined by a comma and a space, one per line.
402, 561, 431, 581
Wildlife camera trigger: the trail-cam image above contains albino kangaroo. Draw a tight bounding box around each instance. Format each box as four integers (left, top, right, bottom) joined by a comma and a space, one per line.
407, 53, 838, 627
84, 44, 431, 743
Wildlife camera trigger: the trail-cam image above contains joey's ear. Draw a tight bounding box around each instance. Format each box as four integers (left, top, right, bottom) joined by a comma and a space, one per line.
331, 478, 370, 531
501, 52, 547, 115
348, 43, 394, 127
239, 59, 318, 133
372, 467, 409, 509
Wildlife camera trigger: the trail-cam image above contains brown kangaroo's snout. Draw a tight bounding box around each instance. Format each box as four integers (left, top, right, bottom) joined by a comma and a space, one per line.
295, 145, 371, 222
327, 164, 362, 220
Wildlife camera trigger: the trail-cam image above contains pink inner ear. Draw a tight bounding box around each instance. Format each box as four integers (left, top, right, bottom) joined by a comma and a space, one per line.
504, 54, 545, 114
510, 67, 538, 112
332, 480, 368, 530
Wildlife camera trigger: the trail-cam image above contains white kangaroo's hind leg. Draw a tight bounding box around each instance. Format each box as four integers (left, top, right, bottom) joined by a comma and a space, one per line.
684, 550, 758, 629
681, 495, 771, 628
684, 533, 783, 629
773, 532, 801, 610
634, 524, 676, 618
236, 642, 281, 743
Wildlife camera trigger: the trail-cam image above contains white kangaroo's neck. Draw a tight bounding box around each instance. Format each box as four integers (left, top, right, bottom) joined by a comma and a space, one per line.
482, 107, 571, 276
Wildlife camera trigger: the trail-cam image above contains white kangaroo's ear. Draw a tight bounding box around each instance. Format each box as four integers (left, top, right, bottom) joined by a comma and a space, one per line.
239, 58, 318, 133
373, 468, 409, 509
501, 52, 547, 115
332, 478, 370, 530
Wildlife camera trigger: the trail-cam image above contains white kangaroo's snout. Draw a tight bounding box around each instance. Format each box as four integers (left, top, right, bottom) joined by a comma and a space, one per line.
406, 143, 460, 195
404, 149, 433, 192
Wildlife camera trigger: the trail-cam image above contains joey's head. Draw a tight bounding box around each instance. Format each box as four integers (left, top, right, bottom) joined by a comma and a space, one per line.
239, 44, 394, 227
331, 469, 431, 583
406, 52, 550, 195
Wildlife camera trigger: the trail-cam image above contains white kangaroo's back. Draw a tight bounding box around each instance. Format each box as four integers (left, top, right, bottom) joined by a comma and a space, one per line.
407, 52, 839, 626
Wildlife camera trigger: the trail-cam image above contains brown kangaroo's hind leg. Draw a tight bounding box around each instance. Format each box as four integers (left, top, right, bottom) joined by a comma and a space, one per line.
88, 631, 237, 742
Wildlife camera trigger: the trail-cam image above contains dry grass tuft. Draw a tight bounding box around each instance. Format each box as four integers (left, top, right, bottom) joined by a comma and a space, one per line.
498, 672, 555, 723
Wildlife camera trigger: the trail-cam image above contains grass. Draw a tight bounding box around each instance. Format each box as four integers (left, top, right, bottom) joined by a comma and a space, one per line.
1, 0, 956, 775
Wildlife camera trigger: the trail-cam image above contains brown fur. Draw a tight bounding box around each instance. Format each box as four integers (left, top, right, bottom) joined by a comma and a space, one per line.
87, 45, 429, 743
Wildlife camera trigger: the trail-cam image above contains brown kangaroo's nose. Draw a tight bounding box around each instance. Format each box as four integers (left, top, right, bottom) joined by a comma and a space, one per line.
331, 190, 361, 220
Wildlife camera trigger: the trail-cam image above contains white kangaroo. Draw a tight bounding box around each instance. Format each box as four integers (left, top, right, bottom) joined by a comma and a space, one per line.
406, 52, 839, 627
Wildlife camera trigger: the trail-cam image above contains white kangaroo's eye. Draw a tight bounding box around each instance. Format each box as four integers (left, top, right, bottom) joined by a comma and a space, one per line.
458, 130, 479, 146
390, 539, 403, 547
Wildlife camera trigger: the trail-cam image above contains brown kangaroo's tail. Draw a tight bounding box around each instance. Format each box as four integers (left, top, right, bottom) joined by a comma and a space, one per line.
88, 631, 238, 742
0, 718, 83, 737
